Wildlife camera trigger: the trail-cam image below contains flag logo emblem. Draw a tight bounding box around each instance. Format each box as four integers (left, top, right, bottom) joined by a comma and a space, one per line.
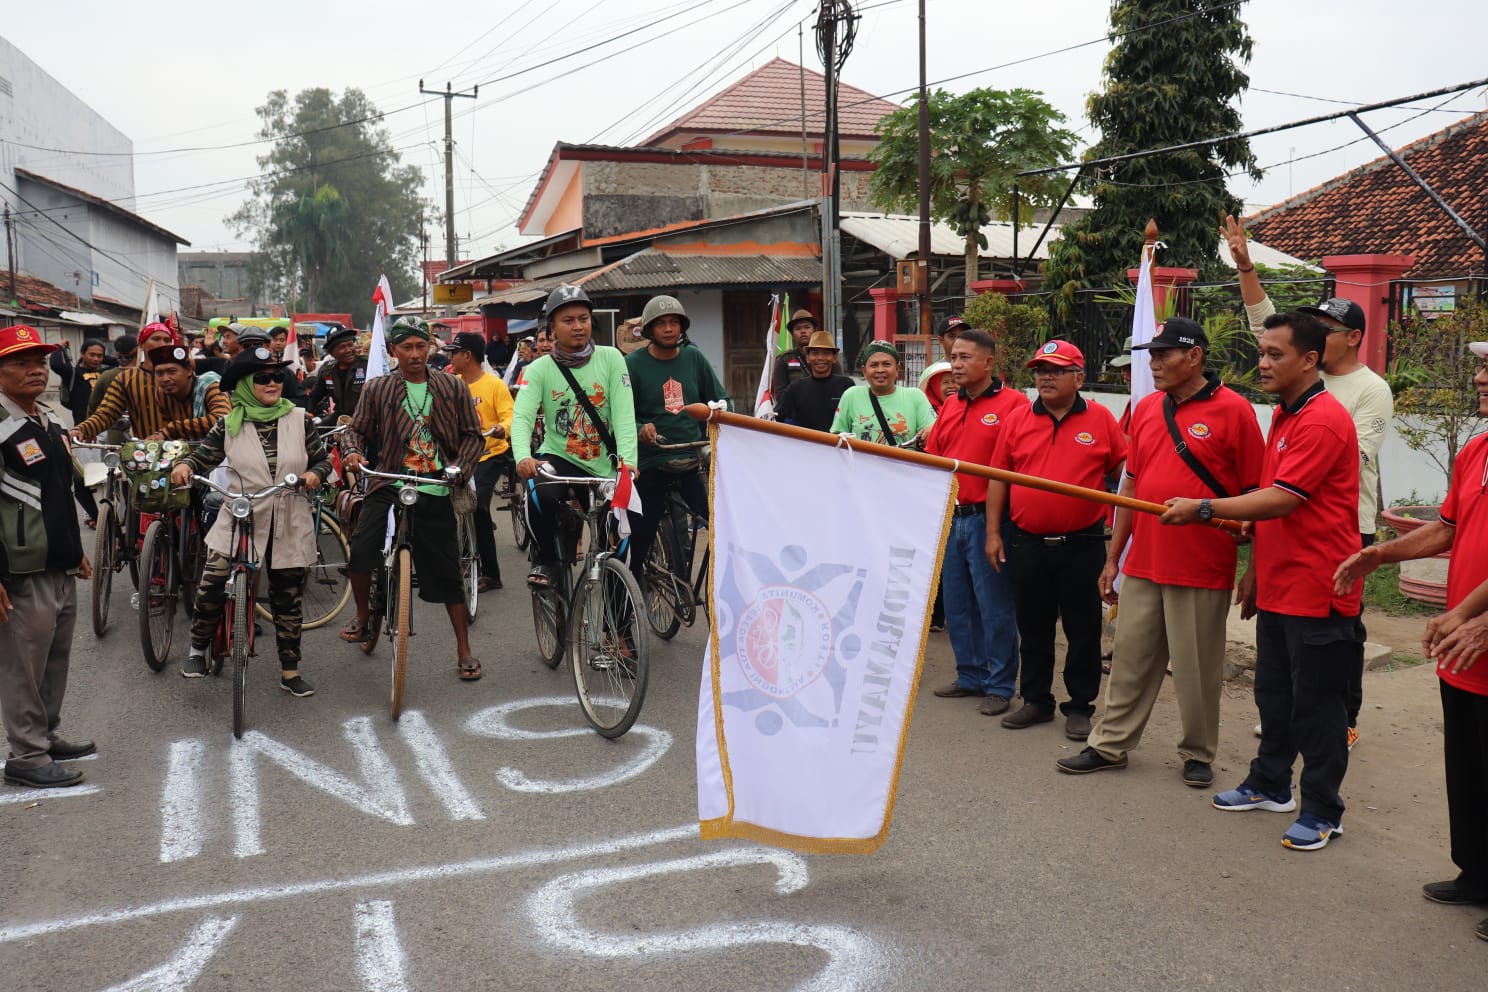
737, 586, 833, 701
1074, 431, 1095, 446
1188, 423, 1211, 439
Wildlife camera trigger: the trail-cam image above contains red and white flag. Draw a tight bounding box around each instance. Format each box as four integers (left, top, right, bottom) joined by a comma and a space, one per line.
367, 273, 394, 380
752, 295, 783, 417
610, 462, 643, 538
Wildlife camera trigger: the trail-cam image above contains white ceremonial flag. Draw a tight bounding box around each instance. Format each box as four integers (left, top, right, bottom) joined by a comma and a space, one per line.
367, 273, 394, 381
1129, 241, 1159, 407
696, 423, 956, 853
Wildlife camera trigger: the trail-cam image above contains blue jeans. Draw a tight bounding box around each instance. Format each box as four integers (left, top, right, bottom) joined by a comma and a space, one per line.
940, 513, 1019, 697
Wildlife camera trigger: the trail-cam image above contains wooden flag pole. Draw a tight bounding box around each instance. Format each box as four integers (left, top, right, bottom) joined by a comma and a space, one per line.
684, 404, 1244, 535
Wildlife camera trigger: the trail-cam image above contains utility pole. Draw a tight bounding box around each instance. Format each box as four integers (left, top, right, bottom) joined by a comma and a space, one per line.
916, 0, 933, 339
3, 204, 15, 302
815, 1, 858, 350
419, 80, 478, 269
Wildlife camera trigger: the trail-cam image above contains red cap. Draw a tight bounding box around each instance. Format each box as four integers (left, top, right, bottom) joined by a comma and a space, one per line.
1025, 339, 1085, 369
0, 324, 59, 359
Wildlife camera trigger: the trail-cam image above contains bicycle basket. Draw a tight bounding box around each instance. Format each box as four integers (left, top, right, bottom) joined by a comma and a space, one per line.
121, 439, 191, 513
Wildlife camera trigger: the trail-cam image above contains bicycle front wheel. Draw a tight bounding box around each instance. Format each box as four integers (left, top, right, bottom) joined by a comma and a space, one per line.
503, 471, 531, 551
643, 521, 683, 641
138, 518, 177, 672
230, 569, 250, 739
457, 512, 479, 621
258, 512, 352, 630
569, 557, 649, 738
389, 547, 412, 721
92, 501, 119, 637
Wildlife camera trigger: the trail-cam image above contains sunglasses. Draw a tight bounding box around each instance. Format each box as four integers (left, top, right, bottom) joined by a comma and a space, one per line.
252, 372, 282, 385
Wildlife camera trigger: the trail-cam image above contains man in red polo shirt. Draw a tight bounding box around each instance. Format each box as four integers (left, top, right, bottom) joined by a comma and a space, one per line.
924, 328, 1029, 713
1334, 340, 1488, 934
986, 340, 1125, 740
1058, 318, 1264, 785
1163, 311, 1363, 852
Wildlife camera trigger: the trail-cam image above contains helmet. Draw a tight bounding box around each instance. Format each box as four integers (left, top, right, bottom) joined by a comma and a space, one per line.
543, 284, 592, 325
640, 295, 690, 337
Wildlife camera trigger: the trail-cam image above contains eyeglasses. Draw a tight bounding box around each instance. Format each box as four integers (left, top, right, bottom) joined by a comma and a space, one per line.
1031, 366, 1080, 377
252, 372, 282, 385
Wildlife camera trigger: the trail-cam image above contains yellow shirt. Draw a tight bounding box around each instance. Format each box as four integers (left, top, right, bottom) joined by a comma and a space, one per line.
465, 371, 514, 460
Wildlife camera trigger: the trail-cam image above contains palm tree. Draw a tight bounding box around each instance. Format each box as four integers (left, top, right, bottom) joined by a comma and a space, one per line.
276, 184, 351, 310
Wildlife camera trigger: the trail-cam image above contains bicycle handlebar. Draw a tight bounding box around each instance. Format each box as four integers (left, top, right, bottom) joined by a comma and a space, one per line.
190, 474, 305, 502
72, 441, 122, 452
652, 437, 709, 451
360, 466, 461, 488
535, 463, 618, 494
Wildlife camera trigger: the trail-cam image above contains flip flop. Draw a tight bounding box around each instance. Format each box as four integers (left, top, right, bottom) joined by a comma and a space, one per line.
338, 617, 370, 643
458, 657, 482, 681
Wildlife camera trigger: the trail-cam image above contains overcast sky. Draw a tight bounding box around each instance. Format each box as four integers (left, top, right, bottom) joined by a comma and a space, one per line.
4, 0, 1484, 261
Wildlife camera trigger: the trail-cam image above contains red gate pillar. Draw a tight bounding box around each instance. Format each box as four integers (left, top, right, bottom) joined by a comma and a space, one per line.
968, 278, 1025, 298
868, 287, 901, 341
1322, 254, 1415, 374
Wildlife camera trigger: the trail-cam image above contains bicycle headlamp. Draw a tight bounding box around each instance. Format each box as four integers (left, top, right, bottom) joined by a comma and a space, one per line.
398, 486, 419, 506
229, 497, 253, 520
103, 451, 120, 469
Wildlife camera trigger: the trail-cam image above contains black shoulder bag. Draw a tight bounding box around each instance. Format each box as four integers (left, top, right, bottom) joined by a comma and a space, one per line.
867, 392, 900, 448
1162, 396, 1229, 498
555, 363, 620, 467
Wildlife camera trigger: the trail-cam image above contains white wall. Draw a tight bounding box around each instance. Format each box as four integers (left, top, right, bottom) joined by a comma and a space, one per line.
1081, 391, 1455, 507
90, 210, 180, 312
679, 290, 725, 375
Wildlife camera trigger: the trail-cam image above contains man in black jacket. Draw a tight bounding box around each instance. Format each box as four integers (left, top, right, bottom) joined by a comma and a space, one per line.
775, 331, 853, 432
48, 338, 108, 526
308, 324, 367, 419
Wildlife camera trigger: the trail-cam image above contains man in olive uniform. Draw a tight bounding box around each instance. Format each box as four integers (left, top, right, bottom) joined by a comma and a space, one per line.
308, 324, 368, 419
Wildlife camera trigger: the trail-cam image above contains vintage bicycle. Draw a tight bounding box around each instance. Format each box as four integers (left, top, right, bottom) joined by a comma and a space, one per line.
528, 463, 650, 738
189, 471, 307, 739
74, 440, 134, 637
641, 437, 711, 641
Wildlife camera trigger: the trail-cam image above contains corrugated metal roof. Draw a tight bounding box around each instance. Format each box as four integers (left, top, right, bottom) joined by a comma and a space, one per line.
584, 251, 820, 292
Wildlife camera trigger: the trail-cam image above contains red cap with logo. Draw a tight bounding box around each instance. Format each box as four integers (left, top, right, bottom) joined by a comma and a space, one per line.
0, 324, 59, 359
1025, 339, 1085, 369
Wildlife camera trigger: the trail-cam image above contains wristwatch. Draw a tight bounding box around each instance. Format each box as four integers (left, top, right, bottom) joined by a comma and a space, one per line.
1198, 498, 1214, 522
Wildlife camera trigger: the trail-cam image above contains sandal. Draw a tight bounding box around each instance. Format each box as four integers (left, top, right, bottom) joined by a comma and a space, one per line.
339, 616, 370, 643
458, 657, 482, 681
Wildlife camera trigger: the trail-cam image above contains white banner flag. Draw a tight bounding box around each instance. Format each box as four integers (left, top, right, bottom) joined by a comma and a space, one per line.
367, 273, 394, 381
697, 423, 955, 853
1129, 241, 1159, 407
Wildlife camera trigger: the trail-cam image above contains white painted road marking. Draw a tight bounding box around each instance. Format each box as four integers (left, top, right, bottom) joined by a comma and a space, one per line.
465, 697, 673, 794
0, 784, 103, 805
528, 850, 887, 992
354, 900, 413, 992
159, 739, 206, 863
395, 710, 485, 821
0, 824, 698, 944
96, 914, 238, 992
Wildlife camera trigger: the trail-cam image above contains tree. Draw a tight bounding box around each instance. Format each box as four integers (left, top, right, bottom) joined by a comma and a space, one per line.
229, 88, 429, 324
1387, 299, 1488, 485
961, 291, 1050, 388
869, 88, 1080, 291
1043, 0, 1260, 313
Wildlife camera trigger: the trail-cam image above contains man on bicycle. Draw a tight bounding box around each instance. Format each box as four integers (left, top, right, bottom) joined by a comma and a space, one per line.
623, 294, 726, 588
443, 331, 513, 592
512, 285, 638, 590
70, 323, 229, 443
340, 317, 487, 681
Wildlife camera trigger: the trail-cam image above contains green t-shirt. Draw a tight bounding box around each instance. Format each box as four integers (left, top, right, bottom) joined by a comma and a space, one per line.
512, 347, 638, 477
829, 384, 937, 446
625, 345, 729, 472
400, 380, 445, 495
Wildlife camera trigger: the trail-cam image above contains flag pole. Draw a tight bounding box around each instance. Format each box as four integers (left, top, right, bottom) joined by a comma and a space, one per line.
684, 404, 1242, 534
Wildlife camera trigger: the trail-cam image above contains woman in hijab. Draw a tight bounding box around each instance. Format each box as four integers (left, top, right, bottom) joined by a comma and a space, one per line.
171, 347, 331, 696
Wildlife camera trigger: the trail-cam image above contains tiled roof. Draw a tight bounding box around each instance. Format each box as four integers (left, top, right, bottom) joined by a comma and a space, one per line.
642, 57, 900, 146
1246, 112, 1488, 278
7, 272, 81, 311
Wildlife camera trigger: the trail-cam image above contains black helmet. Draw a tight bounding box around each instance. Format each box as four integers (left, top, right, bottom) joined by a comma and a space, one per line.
543, 284, 592, 325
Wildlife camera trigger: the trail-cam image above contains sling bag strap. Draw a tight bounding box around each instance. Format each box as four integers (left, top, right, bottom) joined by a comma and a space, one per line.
555, 362, 619, 466
866, 391, 900, 448
1162, 395, 1230, 498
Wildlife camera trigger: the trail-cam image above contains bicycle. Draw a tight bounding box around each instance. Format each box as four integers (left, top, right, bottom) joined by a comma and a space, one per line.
254, 423, 353, 631
190, 472, 306, 739
494, 448, 531, 552
641, 438, 711, 641
138, 464, 207, 673
529, 463, 650, 738
357, 465, 462, 721
74, 440, 131, 637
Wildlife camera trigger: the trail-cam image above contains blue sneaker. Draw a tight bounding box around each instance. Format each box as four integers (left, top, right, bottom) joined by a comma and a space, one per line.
1211, 784, 1297, 812
1282, 812, 1343, 851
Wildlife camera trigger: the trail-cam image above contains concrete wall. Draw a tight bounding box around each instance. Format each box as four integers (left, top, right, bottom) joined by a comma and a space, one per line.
91, 210, 179, 312
179, 253, 256, 301
12, 174, 94, 299
0, 36, 134, 205
581, 159, 873, 239
1082, 391, 1455, 507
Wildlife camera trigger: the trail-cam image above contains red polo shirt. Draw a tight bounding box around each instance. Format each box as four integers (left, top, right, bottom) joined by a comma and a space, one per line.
1439, 432, 1488, 695
991, 395, 1126, 534
924, 378, 1029, 505
1254, 381, 1362, 617
1124, 376, 1265, 590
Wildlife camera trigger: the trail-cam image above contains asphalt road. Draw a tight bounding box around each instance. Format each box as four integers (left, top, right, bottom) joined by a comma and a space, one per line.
1, 533, 1482, 992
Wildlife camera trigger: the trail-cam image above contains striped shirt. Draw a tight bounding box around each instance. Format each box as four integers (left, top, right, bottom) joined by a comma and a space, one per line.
73, 367, 229, 441
345, 371, 485, 494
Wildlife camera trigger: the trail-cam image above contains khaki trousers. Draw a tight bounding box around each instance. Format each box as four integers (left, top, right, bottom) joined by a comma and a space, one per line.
0, 570, 77, 769
1088, 574, 1231, 764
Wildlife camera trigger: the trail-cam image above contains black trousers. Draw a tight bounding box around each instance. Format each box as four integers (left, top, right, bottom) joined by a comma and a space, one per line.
1347, 532, 1376, 727
472, 455, 512, 584
1005, 525, 1105, 716
1441, 680, 1488, 895
627, 467, 707, 587
526, 455, 595, 568
1247, 609, 1364, 823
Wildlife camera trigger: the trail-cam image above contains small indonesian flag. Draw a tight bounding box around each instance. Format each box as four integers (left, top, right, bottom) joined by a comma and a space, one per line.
611, 461, 643, 538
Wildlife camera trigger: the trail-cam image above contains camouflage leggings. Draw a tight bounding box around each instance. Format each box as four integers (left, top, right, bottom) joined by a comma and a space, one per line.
190, 550, 306, 668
